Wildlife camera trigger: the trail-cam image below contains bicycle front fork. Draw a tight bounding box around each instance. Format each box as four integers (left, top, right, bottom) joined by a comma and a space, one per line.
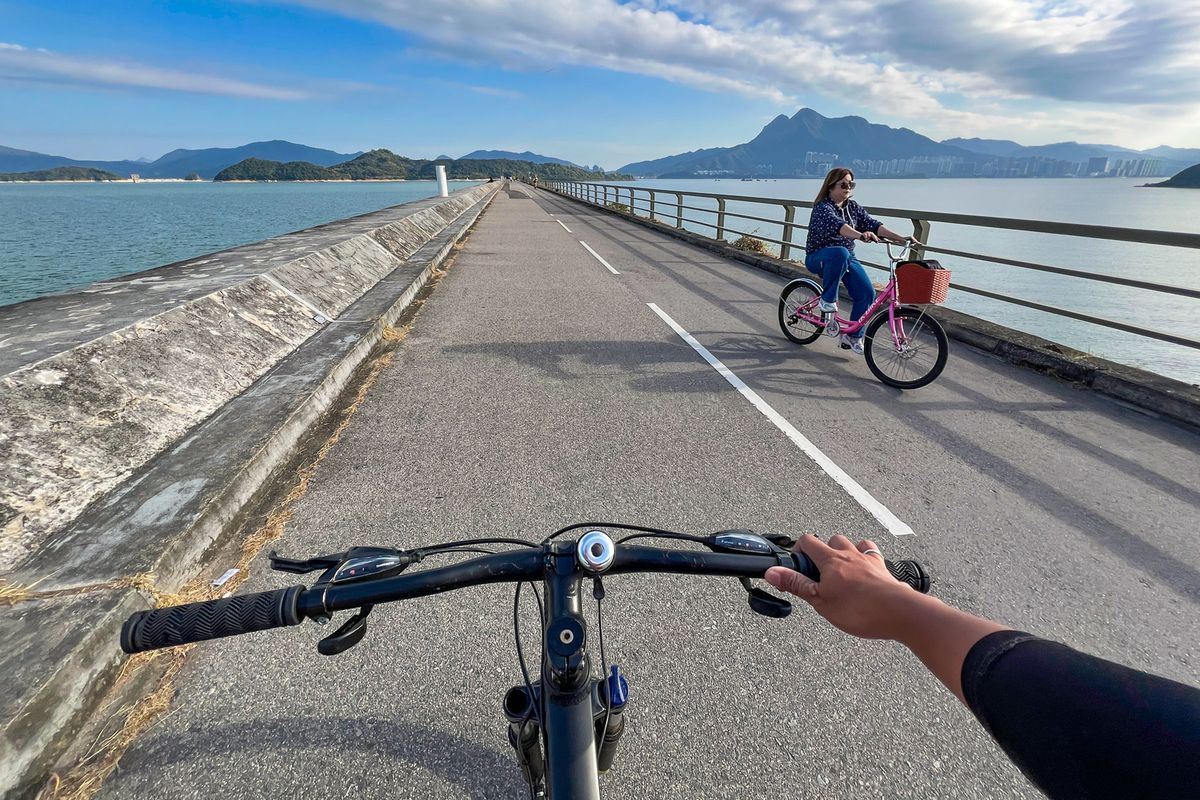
503, 666, 630, 790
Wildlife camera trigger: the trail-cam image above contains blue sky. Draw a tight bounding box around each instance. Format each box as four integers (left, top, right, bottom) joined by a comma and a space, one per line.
2, 0, 1197, 168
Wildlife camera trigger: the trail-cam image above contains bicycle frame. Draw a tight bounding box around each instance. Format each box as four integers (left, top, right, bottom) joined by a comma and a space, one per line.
792, 243, 917, 346
540, 540, 603, 799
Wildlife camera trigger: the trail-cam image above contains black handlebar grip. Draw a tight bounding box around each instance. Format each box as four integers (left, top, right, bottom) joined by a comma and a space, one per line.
787, 553, 930, 594
886, 559, 931, 593
120, 586, 306, 653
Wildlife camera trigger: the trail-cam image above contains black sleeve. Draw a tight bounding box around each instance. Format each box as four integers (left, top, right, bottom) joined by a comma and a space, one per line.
962, 630, 1200, 799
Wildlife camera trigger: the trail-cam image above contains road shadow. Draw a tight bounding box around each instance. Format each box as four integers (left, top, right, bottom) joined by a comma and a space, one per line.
111, 715, 523, 798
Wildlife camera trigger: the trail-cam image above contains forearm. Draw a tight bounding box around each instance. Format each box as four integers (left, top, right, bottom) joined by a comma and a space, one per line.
876, 224, 907, 242
837, 223, 862, 239
892, 593, 1009, 703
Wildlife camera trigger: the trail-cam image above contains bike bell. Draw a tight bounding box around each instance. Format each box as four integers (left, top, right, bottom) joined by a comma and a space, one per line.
577, 530, 615, 573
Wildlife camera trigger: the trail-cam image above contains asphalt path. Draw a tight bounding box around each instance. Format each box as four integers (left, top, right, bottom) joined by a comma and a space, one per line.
101, 185, 1199, 800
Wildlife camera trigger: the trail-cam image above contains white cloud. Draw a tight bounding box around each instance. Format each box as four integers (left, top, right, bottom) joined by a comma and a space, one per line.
281, 0, 1200, 146
0, 43, 312, 100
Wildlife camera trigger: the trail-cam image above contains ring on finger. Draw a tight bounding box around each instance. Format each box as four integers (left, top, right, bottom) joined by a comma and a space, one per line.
861, 548, 883, 559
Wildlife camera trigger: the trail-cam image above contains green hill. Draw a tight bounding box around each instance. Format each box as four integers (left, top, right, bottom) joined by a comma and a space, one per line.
0, 166, 123, 181
332, 149, 418, 179
213, 150, 631, 182
213, 158, 345, 181
1146, 163, 1200, 188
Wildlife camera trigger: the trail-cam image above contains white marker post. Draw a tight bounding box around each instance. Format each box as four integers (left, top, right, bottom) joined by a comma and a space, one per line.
435, 164, 449, 197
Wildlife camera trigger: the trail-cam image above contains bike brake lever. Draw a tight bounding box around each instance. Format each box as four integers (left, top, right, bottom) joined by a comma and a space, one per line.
739, 577, 792, 618
317, 605, 373, 656
268, 550, 344, 574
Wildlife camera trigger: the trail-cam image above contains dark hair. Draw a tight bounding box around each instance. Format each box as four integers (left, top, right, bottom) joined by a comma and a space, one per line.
814, 167, 855, 204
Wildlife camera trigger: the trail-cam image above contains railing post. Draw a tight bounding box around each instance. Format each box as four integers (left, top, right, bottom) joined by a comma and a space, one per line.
675, 193, 683, 228
716, 198, 726, 241
911, 218, 930, 260
649, 190, 656, 221
780, 204, 796, 260
628, 187, 635, 213
604, 185, 610, 206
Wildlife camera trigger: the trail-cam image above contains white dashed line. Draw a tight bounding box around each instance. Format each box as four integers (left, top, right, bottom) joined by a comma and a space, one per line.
557, 220, 573, 233
580, 241, 620, 275
647, 302, 915, 537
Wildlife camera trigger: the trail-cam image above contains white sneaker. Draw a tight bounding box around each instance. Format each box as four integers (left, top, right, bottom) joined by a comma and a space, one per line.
818, 300, 839, 336
839, 334, 864, 355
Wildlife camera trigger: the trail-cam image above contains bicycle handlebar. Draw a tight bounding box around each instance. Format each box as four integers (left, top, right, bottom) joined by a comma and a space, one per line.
120, 539, 929, 653
121, 585, 306, 653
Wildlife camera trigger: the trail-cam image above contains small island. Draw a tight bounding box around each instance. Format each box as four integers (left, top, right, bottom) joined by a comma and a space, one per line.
213, 149, 632, 182
1144, 163, 1200, 188
0, 166, 123, 182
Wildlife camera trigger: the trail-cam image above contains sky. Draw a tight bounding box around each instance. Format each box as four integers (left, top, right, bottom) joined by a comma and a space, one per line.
1, 0, 1198, 168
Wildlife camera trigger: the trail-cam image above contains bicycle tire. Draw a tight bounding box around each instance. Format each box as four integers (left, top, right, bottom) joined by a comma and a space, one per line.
863, 306, 948, 389
778, 278, 824, 345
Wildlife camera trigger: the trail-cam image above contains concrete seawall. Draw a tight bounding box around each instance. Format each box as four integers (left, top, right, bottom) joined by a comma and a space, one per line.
0, 182, 496, 572
0, 182, 499, 797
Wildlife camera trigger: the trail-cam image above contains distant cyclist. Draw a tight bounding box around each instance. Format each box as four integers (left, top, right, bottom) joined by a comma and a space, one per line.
805, 168, 911, 355
765, 535, 1200, 799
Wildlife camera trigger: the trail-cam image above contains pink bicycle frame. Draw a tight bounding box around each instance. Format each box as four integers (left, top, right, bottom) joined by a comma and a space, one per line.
794, 277, 911, 344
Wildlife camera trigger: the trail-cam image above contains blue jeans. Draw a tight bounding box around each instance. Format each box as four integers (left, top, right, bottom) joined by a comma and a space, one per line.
804, 246, 875, 339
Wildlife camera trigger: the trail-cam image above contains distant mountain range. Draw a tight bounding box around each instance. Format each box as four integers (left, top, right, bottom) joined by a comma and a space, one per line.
0, 141, 362, 179
0, 141, 596, 180
212, 149, 631, 182
617, 109, 1198, 178
459, 149, 583, 168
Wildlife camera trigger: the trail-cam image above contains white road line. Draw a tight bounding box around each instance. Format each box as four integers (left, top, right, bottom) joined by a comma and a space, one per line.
580, 241, 620, 275
557, 219, 573, 233
647, 302, 915, 537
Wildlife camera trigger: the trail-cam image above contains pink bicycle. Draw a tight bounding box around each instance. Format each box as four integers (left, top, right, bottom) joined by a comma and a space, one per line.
777, 240, 950, 389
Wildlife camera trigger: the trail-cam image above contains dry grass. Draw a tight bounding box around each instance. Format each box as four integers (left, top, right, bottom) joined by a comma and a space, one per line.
38, 227, 467, 800
41, 647, 192, 800
731, 233, 769, 254
0, 580, 40, 606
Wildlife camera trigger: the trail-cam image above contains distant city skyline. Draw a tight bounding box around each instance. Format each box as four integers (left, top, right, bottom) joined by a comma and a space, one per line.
1, 0, 1197, 168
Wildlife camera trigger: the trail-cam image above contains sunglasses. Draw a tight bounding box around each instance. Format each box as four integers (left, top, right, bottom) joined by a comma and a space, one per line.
837, 180, 856, 190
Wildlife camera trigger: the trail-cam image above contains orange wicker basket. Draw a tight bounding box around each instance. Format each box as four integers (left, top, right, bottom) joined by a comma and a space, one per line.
896, 260, 951, 304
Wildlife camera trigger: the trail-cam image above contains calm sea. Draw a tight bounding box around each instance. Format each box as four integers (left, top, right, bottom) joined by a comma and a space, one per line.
610, 178, 1200, 385
1, 178, 1197, 383
0, 179, 478, 305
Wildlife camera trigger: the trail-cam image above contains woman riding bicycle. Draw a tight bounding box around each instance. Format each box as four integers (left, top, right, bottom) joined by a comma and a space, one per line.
805, 167, 911, 355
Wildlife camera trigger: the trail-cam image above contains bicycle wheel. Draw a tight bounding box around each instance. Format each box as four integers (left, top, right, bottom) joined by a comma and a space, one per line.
863, 307, 948, 389
778, 278, 824, 345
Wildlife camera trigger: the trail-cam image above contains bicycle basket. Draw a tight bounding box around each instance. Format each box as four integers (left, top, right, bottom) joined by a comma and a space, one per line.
896, 260, 951, 304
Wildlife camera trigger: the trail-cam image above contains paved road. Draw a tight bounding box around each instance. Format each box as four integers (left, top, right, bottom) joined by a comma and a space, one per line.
101, 185, 1200, 799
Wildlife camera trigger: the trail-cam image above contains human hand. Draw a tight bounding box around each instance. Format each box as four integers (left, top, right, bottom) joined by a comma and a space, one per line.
764, 534, 925, 640
860, 231, 881, 243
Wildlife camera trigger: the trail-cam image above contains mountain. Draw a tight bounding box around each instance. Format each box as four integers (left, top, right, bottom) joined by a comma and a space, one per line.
0, 140, 360, 179
213, 150, 632, 182
0, 166, 124, 182
1146, 163, 1200, 188
460, 149, 582, 168
0, 145, 145, 176
620, 109, 972, 177
1014, 142, 1140, 161
619, 109, 1196, 178
213, 158, 343, 181
940, 138, 1024, 157
137, 140, 361, 179
1144, 146, 1200, 163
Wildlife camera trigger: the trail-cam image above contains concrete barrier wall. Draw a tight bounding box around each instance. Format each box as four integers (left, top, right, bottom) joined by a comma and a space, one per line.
0, 183, 498, 572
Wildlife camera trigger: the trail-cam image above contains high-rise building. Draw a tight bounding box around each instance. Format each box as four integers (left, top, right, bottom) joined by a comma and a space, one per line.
1086, 157, 1110, 176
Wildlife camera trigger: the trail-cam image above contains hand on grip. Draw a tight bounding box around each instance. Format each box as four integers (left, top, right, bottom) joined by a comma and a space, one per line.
766, 535, 935, 640
121, 586, 305, 653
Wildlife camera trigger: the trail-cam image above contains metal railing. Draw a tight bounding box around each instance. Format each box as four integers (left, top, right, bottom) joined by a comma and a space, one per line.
547, 180, 1200, 352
